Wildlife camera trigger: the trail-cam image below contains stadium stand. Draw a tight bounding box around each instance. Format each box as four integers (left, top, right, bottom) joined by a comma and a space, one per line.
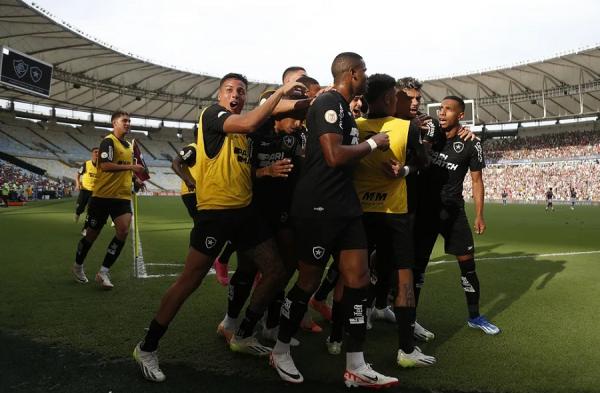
0, 158, 70, 201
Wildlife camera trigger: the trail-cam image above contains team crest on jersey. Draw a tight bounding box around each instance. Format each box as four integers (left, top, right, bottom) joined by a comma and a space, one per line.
453, 142, 464, 153
324, 110, 338, 124
283, 135, 294, 148
312, 246, 325, 259
205, 236, 217, 249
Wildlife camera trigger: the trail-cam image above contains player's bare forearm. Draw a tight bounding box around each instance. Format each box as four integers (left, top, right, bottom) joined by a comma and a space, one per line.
171, 158, 194, 185
320, 133, 371, 167
99, 162, 134, 172
272, 98, 311, 115
471, 171, 485, 220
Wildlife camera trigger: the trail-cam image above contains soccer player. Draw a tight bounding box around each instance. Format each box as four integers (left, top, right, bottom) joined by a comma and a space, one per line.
270, 52, 398, 388
354, 73, 435, 368
502, 189, 508, 205
71, 111, 146, 288
133, 73, 305, 382
546, 187, 554, 211
282, 66, 306, 84
414, 96, 500, 335
350, 95, 365, 118
570, 186, 577, 210
74, 147, 98, 234
171, 128, 199, 219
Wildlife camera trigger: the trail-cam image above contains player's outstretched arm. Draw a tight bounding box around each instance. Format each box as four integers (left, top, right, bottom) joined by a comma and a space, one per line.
100, 161, 145, 173
319, 132, 389, 168
222, 81, 307, 134
471, 170, 486, 234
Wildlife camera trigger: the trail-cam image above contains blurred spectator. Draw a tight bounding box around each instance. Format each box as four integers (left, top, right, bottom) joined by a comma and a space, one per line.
0, 159, 73, 201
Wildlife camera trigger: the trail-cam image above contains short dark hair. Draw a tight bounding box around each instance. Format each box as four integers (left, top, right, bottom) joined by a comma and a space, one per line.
296, 75, 320, 88
282, 66, 306, 83
91, 147, 99, 152
364, 73, 396, 104
111, 110, 129, 123
219, 73, 248, 88
331, 52, 363, 82
443, 95, 466, 112
397, 77, 423, 91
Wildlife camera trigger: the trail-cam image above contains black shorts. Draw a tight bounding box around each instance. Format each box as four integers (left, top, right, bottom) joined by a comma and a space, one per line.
415, 205, 474, 263
293, 216, 367, 266
255, 203, 292, 233
189, 205, 272, 257
363, 212, 414, 269
181, 193, 197, 218
86, 197, 132, 230
75, 189, 93, 215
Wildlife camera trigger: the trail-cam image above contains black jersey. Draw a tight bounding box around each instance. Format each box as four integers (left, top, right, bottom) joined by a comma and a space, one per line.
291, 90, 361, 218
546, 190, 554, 200
423, 133, 485, 207
249, 122, 305, 211
502, 191, 508, 198
570, 188, 576, 198
179, 145, 197, 166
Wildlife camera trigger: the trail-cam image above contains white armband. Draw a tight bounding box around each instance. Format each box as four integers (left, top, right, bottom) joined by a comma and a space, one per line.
366, 138, 377, 151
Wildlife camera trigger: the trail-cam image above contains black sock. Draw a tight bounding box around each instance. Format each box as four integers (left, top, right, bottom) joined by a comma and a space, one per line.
374, 273, 392, 309
342, 286, 368, 353
412, 267, 426, 307
277, 285, 311, 344
314, 264, 339, 302
101, 236, 125, 269
266, 290, 284, 329
219, 242, 235, 264
227, 270, 255, 319
236, 308, 263, 338
394, 306, 416, 353
329, 300, 344, 342
75, 237, 93, 265
459, 259, 480, 319
141, 319, 167, 352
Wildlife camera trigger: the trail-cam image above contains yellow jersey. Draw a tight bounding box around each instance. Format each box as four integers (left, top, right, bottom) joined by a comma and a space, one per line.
93, 133, 133, 201
354, 116, 410, 214
195, 105, 252, 210
79, 160, 98, 191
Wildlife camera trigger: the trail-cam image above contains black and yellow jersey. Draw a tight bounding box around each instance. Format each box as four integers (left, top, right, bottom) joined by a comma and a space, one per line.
178, 143, 198, 195
354, 116, 416, 214
78, 160, 98, 191
94, 133, 133, 200
195, 104, 252, 210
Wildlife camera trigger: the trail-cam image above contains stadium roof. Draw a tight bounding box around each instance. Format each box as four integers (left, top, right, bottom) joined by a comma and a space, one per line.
0, 0, 599, 125
0, 0, 278, 122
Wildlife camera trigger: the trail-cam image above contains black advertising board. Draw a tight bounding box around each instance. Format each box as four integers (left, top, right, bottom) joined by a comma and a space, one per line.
0, 46, 53, 97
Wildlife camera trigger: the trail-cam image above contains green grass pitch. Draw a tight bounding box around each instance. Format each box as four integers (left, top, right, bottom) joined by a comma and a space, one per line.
1, 197, 599, 393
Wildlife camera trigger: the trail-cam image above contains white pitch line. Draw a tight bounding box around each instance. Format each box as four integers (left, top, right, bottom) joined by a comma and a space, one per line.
429, 250, 600, 266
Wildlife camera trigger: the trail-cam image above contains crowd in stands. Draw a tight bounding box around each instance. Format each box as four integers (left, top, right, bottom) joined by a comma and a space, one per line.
484, 131, 600, 162
464, 160, 600, 202
0, 159, 73, 204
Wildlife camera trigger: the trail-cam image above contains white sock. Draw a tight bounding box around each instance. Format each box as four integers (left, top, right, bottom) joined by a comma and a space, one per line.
346, 352, 366, 370
273, 339, 290, 354
100, 266, 109, 273
223, 314, 237, 330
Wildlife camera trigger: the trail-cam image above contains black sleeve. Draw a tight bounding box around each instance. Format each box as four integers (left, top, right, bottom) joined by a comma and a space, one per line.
469, 140, 486, 171
78, 164, 86, 175
179, 145, 196, 166
98, 138, 115, 163
247, 133, 260, 168
406, 122, 422, 150
308, 93, 344, 138
406, 123, 429, 169
202, 105, 232, 159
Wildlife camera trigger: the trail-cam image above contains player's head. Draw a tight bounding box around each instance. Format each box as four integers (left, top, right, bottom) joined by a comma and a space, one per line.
274, 94, 308, 134
111, 110, 130, 134
396, 77, 423, 119
331, 52, 367, 95
91, 147, 99, 161
364, 73, 398, 117
549, 187, 553, 191
282, 66, 307, 84
218, 73, 248, 114
296, 75, 320, 98
438, 96, 465, 131
350, 95, 365, 118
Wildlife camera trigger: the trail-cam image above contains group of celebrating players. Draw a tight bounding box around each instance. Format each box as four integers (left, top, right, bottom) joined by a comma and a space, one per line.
70, 52, 500, 389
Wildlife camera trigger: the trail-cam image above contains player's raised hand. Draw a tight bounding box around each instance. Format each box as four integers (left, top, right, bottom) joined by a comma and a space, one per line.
371, 133, 390, 151
474, 216, 486, 234
280, 81, 307, 97
458, 126, 479, 142
268, 159, 294, 178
